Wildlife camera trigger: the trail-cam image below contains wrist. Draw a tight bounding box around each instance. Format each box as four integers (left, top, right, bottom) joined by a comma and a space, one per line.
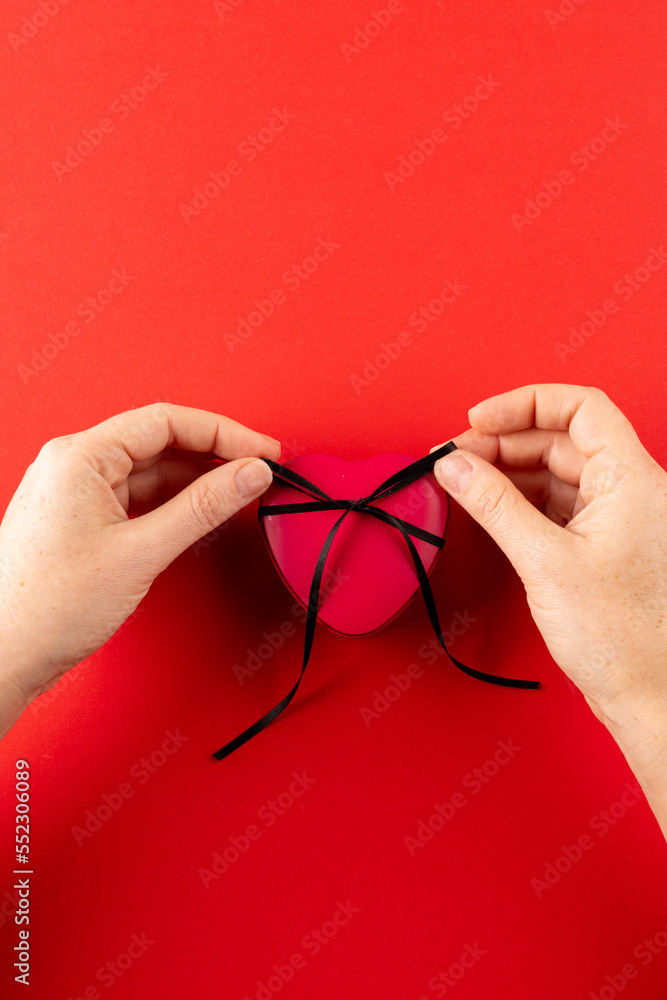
0, 614, 51, 713
0, 667, 34, 739
595, 687, 667, 838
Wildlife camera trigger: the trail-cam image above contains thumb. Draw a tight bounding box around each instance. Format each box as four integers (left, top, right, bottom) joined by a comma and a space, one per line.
432, 447, 555, 577
125, 457, 273, 574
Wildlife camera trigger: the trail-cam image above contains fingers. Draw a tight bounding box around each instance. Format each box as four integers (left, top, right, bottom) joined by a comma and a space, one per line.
432, 448, 574, 578
467, 384, 641, 460
438, 428, 498, 463
113, 459, 219, 512
122, 457, 273, 574
432, 431, 581, 521
504, 469, 580, 525
449, 427, 586, 486
81, 403, 281, 485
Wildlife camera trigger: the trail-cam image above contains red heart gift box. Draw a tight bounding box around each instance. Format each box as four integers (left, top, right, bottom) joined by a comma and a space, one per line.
212, 444, 539, 760
259, 452, 448, 636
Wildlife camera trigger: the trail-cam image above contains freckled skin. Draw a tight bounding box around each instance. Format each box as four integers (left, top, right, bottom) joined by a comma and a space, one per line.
0, 402, 280, 738
433, 384, 667, 840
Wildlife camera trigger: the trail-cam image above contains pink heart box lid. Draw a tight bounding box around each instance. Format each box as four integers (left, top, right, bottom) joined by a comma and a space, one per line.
259, 452, 448, 637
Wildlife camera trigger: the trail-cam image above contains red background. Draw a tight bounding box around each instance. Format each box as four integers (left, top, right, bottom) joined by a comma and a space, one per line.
1, 0, 666, 997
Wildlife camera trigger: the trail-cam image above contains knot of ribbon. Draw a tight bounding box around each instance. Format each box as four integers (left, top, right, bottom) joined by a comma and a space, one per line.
213, 441, 539, 761
341, 496, 372, 511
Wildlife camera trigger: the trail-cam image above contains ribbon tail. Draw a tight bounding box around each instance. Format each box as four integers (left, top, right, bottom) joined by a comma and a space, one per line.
364, 507, 540, 690
213, 446, 539, 761
212, 510, 350, 760
368, 441, 458, 501
262, 459, 336, 503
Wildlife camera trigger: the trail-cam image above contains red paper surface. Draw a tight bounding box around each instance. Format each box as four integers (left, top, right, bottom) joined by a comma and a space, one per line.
1, 1, 666, 997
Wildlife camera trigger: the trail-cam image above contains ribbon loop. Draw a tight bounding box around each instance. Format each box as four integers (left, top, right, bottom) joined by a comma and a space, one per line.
212, 441, 540, 761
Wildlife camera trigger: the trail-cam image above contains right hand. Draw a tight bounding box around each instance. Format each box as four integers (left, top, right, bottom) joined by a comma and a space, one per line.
430, 384, 667, 735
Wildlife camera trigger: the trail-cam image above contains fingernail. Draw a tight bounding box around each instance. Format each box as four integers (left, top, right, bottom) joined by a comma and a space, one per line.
429, 440, 453, 454
235, 459, 273, 499
434, 452, 473, 493
267, 437, 281, 456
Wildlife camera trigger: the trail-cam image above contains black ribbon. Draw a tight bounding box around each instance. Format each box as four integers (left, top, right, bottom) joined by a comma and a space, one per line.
213, 441, 539, 760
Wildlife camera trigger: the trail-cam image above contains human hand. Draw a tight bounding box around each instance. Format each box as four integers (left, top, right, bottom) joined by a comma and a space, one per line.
431, 384, 667, 768
0, 403, 279, 726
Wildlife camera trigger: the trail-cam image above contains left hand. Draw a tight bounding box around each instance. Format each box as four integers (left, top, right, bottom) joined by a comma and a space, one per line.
0, 402, 280, 713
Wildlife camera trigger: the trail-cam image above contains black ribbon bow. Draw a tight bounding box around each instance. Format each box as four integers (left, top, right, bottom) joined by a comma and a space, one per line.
213, 441, 539, 760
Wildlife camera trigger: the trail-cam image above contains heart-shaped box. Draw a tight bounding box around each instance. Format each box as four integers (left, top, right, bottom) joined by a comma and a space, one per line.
260, 452, 448, 636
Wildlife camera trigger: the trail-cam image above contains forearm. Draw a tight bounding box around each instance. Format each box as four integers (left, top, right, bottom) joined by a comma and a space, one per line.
0, 667, 34, 740
0, 623, 45, 740
599, 689, 667, 842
